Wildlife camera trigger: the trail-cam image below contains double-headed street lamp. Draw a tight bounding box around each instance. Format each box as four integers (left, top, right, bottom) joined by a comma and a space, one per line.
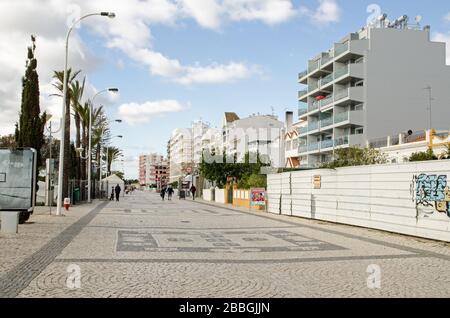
56, 11, 116, 216
88, 88, 119, 203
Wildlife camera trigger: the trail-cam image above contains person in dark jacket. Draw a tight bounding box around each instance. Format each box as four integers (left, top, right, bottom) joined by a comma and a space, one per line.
110, 187, 115, 201
160, 187, 166, 201
115, 184, 121, 202
190, 185, 197, 200
167, 186, 174, 200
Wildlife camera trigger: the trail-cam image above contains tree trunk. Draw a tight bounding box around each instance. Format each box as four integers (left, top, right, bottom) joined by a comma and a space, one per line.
75, 113, 81, 185
80, 123, 87, 181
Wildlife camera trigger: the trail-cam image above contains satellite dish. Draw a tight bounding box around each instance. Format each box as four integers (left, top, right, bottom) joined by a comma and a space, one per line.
415, 15, 422, 23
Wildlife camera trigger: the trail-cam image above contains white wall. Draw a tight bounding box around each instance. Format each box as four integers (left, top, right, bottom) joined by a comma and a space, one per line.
215, 189, 226, 204
203, 189, 213, 201
268, 161, 450, 242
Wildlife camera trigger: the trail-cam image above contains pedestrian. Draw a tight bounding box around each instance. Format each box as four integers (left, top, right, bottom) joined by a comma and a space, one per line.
110, 187, 114, 201
115, 184, 121, 202
160, 187, 166, 201
167, 186, 174, 201
190, 185, 197, 201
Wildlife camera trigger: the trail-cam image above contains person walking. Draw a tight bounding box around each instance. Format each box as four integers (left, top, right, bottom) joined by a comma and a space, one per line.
110, 187, 115, 201
190, 185, 197, 201
167, 186, 174, 201
115, 184, 121, 202
160, 187, 166, 201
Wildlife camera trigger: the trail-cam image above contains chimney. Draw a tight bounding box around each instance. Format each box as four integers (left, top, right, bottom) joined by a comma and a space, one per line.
285, 111, 294, 131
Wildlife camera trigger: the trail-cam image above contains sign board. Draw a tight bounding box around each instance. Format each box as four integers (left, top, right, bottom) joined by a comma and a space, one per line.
250, 188, 266, 206
0, 148, 37, 212
313, 175, 321, 189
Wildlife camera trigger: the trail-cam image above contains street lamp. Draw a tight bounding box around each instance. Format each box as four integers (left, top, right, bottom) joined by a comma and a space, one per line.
56, 11, 116, 216
88, 88, 119, 203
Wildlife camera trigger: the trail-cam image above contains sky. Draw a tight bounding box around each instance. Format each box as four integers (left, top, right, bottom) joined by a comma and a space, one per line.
0, 0, 449, 179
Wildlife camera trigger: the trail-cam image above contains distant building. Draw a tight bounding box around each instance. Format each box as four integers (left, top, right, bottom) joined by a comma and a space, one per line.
139, 153, 168, 188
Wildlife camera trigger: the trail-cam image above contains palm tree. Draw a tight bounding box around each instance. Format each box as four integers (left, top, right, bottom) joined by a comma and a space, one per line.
70, 77, 85, 183
91, 106, 109, 180
77, 100, 91, 181
104, 146, 122, 176
52, 69, 81, 199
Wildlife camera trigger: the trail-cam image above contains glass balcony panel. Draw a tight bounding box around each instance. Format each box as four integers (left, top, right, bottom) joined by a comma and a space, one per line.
321, 117, 334, 128
308, 101, 319, 112
298, 107, 308, 116
299, 145, 308, 153
334, 111, 349, 123
334, 135, 350, 146
335, 42, 349, 57
308, 143, 319, 152
321, 73, 334, 86
308, 121, 319, 131
321, 54, 333, 66
334, 88, 349, 101
308, 81, 319, 92
321, 139, 334, 149
334, 65, 349, 79
298, 89, 308, 99
320, 95, 334, 108
308, 60, 320, 73
298, 70, 307, 79
298, 127, 308, 135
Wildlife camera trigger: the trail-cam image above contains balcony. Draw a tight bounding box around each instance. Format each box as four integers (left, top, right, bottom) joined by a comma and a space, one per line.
334, 41, 349, 57
334, 88, 349, 101
308, 121, 319, 132
321, 139, 334, 150
320, 73, 334, 87
308, 101, 319, 112
308, 60, 320, 73
298, 126, 308, 135
334, 111, 349, 124
308, 81, 319, 92
320, 94, 334, 108
334, 135, 349, 147
321, 54, 333, 66
320, 117, 334, 128
298, 70, 307, 80
298, 89, 308, 99
299, 145, 308, 154
308, 142, 320, 152
334, 65, 349, 80
298, 107, 308, 116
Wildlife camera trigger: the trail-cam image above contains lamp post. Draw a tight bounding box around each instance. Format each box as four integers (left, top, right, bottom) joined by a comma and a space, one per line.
88, 89, 119, 203
56, 11, 116, 216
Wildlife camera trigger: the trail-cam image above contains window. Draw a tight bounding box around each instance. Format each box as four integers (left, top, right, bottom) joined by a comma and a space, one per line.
355, 127, 364, 135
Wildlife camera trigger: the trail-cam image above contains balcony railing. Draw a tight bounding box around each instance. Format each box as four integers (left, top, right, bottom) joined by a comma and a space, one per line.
308, 81, 319, 92
334, 88, 349, 101
298, 70, 308, 80
321, 54, 333, 66
299, 145, 308, 154
298, 127, 308, 135
334, 65, 349, 79
321, 73, 334, 87
334, 111, 349, 124
335, 42, 349, 57
321, 139, 334, 149
298, 107, 308, 116
320, 95, 334, 108
334, 135, 349, 146
320, 117, 334, 128
298, 89, 308, 99
308, 101, 319, 112
308, 60, 320, 73
308, 142, 320, 152
308, 121, 319, 131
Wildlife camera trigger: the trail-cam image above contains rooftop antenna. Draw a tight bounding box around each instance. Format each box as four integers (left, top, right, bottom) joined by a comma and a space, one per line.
271, 106, 275, 116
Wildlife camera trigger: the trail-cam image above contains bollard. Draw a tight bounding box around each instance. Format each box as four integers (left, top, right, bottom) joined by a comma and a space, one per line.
1, 212, 20, 234
64, 197, 71, 211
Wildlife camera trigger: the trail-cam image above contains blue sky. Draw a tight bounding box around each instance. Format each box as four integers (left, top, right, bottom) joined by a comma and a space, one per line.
1, 0, 449, 178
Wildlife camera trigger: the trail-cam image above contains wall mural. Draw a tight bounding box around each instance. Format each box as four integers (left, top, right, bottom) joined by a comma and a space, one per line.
411, 174, 450, 218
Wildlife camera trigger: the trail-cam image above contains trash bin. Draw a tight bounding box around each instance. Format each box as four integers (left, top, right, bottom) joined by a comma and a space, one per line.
74, 188, 80, 203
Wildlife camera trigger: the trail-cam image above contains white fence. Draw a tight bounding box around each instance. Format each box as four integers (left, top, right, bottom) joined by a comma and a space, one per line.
267, 161, 450, 242
215, 189, 226, 204
203, 188, 213, 201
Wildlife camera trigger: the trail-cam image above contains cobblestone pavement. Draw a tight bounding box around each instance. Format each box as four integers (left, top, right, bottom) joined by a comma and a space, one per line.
1, 191, 449, 297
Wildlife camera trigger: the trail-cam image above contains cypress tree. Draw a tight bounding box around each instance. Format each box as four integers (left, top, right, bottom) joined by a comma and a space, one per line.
16, 35, 47, 180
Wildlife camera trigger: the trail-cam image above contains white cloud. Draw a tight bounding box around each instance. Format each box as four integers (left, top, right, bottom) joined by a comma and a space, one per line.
311, 0, 341, 25
432, 32, 450, 65
118, 100, 186, 125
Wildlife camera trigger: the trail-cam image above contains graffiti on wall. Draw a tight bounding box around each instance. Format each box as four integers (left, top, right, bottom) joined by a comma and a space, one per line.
411, 174, 450, 218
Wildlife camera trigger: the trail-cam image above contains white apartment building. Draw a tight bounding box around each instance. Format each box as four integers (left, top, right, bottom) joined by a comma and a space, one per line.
168, 128, 193, 183
192, 120, 210, 166
222, 112, 285, 168
297, 14, 450, 167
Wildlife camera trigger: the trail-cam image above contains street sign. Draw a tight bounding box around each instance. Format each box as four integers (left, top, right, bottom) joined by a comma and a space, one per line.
250, 188, 266, 207
0, 148, 37, 212
313, 175, 321, 189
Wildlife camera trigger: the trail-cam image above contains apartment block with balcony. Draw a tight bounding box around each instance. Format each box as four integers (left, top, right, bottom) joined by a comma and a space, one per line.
297, 16, 450, 167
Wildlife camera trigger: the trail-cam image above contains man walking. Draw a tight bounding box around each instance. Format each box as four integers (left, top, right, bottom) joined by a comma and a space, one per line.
115, 184, 121, 202
167, 186, 174, 201
190, 185, 197, 201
